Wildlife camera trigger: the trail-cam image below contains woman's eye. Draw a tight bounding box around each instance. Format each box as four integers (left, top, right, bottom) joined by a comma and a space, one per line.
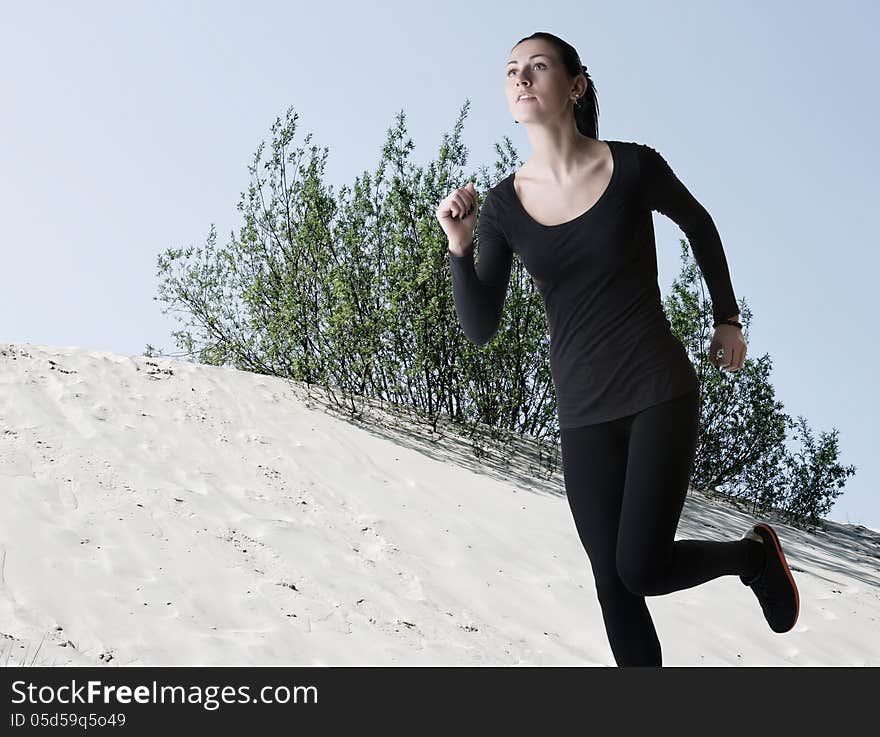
507, 62, 546, 76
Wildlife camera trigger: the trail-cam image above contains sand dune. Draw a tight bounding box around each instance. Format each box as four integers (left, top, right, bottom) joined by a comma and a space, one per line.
1, 343, 876, 666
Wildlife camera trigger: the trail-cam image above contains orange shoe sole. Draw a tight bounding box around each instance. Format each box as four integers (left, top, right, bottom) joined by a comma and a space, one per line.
754, 522, 800, 632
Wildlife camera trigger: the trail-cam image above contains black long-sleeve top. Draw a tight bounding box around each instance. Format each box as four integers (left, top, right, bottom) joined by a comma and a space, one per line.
448, 139, 739, 429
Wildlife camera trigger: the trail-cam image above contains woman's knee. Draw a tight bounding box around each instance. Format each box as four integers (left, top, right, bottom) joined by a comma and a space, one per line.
616, 549, 667, 597
593, 569, 638, 606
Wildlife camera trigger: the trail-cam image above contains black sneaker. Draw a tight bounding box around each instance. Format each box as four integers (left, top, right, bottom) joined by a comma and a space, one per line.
740, 523, 800, 633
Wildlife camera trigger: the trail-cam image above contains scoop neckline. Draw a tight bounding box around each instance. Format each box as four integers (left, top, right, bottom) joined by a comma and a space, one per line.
507, 139, 618, 229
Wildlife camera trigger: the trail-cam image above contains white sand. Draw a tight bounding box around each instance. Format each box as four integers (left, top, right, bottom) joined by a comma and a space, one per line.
0, 342, 876, 667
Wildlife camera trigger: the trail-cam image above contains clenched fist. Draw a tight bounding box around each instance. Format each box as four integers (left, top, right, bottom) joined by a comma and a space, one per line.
436, 181, 479, 256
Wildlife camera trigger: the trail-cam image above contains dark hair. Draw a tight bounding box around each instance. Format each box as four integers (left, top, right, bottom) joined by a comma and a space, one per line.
512, 31, 599, 139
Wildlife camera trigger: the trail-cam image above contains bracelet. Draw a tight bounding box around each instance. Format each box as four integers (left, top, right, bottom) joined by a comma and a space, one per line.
713, 319, 743, 329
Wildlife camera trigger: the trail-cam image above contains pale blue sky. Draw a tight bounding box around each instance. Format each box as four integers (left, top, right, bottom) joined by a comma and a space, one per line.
2, 1, 876, 528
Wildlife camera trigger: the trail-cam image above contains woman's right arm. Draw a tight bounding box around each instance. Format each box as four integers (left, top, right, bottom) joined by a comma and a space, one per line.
447, 190, 514, 347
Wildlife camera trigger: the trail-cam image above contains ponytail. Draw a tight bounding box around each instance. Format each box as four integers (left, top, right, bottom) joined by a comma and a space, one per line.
575, 63, 599, 139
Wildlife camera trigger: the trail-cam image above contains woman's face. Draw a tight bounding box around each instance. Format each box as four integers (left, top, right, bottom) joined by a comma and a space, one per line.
505, 42, 579, 123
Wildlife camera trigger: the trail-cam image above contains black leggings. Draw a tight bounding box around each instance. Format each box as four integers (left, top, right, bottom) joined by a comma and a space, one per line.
559, 387, 764, 667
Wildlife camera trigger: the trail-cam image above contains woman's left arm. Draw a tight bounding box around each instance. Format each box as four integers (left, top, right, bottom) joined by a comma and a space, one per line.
638, 144, 746, 371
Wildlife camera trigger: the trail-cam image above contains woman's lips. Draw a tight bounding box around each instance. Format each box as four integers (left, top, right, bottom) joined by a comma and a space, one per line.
517, 96, 536, 103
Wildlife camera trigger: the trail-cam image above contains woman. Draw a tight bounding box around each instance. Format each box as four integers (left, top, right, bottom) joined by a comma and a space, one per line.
435, 32, 799, 666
